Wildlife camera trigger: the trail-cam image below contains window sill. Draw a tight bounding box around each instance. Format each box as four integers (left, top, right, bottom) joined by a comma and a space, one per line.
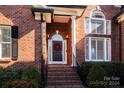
0, 59, 11, 62
85, 33, 111, 36
85, 60, 111, 62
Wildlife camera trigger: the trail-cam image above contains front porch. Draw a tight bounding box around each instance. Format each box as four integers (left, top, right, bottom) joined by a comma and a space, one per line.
31, 6, 86, 87
32, 5, 86, 66
44, 15, 76, 66
46, 21, 72, 65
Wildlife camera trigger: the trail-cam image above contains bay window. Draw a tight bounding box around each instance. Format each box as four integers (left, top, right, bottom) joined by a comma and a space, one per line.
85, 37, 111, 61
84, 8, 111, 61
0, 26, 11, 59
84, 11, 111, 35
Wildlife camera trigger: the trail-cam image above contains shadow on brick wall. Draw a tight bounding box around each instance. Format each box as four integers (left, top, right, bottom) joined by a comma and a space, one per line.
0, 5, 43, 67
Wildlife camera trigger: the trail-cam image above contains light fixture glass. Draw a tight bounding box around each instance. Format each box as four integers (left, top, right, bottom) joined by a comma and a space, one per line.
34, 12, 41, 20
66, 35, 69, 38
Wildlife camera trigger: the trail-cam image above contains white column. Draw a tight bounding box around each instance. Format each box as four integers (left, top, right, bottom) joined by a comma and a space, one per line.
41, 22, 47, 64
0, 29, 1, 59
71, 16, 76, 66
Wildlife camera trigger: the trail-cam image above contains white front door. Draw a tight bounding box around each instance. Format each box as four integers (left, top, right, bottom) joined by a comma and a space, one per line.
48, 39, 67, 64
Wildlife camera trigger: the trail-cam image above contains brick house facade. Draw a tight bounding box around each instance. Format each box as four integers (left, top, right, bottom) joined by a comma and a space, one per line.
0, 5, 123, 71
0, 6, 42, 70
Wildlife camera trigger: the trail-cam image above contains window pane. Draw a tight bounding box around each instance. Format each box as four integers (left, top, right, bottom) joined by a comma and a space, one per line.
2, 44, 10, 58
106, 39, 108, 60
91, 20, 97, 33
97, 39, 104, 60
91, 39, 96, 60
91, 19, 104, 34
97, 20, 104, 34
106, 20, 111, 35
88, 37, 111, 61
85, 38, 89, 60
85, 18, 90, 33
52, 41, 62, 61
106, 39, 110, 60
1, 27, 11, 42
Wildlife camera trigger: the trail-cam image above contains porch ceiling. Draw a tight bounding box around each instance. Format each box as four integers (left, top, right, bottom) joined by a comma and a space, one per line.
47, 5, 86, 16
53, 15, 71, 23
32, 5, 86, 23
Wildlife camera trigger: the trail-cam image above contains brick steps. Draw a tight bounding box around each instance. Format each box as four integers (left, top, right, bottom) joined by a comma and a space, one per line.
47, 80, 82, 85
48, 72, 77, 76
48, 69, 75, 72
46, 65, 83, 88
48, 76, 80, 80
47, 85, 83, 88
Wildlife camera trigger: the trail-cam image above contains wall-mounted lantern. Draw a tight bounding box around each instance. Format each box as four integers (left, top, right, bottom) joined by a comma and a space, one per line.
43, 13, 52, 23
34, 12, 41, 20
66, 35, 69, 39
47, 34, 50, 38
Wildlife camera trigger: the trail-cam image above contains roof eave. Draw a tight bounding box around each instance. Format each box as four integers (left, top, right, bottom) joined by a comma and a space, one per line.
47, 5, 87, 9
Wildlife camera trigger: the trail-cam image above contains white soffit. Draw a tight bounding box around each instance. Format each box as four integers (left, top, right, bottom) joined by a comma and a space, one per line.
33, 5, 85, 16
32, 5, 86, 23
50, 7, 85, 16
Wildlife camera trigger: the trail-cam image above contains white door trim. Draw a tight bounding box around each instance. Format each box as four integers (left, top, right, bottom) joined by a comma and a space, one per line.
48, 39, 67, 64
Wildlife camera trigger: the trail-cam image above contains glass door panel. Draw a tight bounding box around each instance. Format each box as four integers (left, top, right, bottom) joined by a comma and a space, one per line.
52, 41, 62, 61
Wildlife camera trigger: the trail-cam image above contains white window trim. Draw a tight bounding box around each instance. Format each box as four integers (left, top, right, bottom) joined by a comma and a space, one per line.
0, 26, 11, 60
91, 9, 105, 19
106, 38, 111, 61
84, 17, 90, 33
85, 37, 111, 62
85, 18, 109, 34
106, 20, 111, 35
91, 18, 106, 34
84, 10, 111, 35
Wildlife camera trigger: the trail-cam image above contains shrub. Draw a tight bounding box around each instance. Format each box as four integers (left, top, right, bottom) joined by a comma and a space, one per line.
0, 65, 44, 88
86, 63, 107, 87
4, 69, 20, 79
2, 80, 38, 88
120, 63, 124, 85
21, 66, 43, 87
78, 62, 122, 87
21, 66, 38, 80
0, 68, 20, 86
78, 62, 92, 83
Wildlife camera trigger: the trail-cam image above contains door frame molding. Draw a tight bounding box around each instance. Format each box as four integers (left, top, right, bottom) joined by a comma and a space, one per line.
48, 35, 67, 64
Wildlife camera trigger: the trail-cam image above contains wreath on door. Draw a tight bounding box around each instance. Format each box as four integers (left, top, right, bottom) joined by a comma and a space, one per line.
53, 42, 62, 51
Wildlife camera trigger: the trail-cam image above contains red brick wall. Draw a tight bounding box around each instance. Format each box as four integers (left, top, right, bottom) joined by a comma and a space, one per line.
121, 21, 124, 61
0, 5, 121, 68
76, 5, 120, 63
0, 5, 42, 69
